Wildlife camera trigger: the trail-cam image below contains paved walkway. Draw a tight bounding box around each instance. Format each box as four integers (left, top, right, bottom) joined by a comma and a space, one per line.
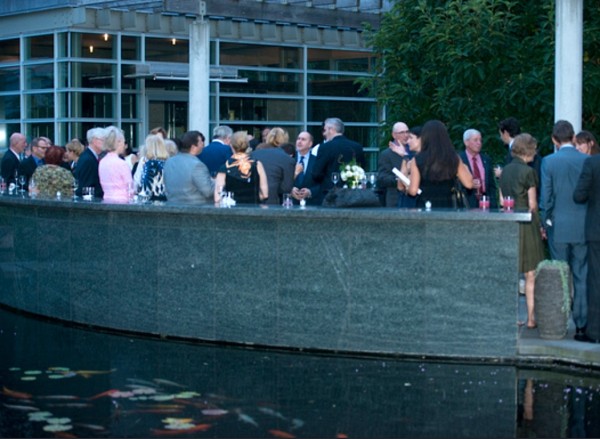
517, 295, 600, 368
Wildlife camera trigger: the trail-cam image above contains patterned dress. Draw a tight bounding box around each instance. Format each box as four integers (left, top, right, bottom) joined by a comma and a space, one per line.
142, 159, 167, 202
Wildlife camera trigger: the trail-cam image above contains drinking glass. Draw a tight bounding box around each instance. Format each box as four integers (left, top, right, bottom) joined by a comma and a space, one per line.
28, 177, 37, 198
479, 195, 490, 210
0, 177, 6, 195
331, 172, 340, 187
83, 187, 95, 201
282, 193, 293, 208
503, 196, 514, 211
72, 179, 79, 199
18, 175, 26, 193
368, 172, 377, 189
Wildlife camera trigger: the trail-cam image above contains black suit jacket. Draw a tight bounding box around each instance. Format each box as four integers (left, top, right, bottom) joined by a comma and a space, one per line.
1, 150, 20, 185
574, 154, 600, 242
294, 151, 321, 205
459, 151, 498, 208
74, 147, 103, 199
377, 147, 404, 207
18, 156, 39, 191
312, 136, 361, 194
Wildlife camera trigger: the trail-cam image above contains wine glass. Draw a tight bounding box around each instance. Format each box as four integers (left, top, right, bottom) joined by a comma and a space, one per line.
72, 179, 79, 199
369, 172, 377, 189
18, 175, 26, 193
331, 172, 340, 187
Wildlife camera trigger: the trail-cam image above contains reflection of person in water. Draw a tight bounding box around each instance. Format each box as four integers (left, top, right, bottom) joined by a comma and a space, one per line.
517, 378, 534, 437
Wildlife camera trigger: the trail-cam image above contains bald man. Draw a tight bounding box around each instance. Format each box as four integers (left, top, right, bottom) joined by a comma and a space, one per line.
377, 122, 411, 207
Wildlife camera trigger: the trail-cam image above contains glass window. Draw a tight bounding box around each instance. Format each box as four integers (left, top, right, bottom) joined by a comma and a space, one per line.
121, 93, 138, 119
0, 95, 20, 120
24, 64, 54, 90
0, 66, 20, 92
56, 92, 67, 118
71, 32, 115, 60
26, 93, 54, 118
27, 122, 54, 140
71, 92, 114, 119
0, 38, 19, 64
220, 43, 300, 68
145, 37, 189, 63
25, 35, 54, 59
308, 73, 367, 97
122, 65, 140, 90
219, 70, 302, 95
122, 35, 141, 61
69, 62, 116, 89
219, 97, 301, 122
307, 49, 374, 73
308, 99, 377, 124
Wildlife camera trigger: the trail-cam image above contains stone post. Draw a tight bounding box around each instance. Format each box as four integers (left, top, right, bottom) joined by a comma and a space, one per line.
555, 0, 583, 132
189, 18, 210, 138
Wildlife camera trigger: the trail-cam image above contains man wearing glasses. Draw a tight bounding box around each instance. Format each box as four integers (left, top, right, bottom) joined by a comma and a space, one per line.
377, 121, 411, 207
18, 137, 49, 191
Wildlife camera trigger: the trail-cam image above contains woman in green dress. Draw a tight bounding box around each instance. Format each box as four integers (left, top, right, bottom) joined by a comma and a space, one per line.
499, 133, 545, 329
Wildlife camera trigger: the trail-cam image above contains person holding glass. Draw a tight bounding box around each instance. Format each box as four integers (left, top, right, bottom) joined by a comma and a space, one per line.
98, 126, 133, 203
499, 133, 545, 329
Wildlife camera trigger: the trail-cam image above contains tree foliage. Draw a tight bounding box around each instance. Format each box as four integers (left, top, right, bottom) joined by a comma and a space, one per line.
360, 0, 598, 162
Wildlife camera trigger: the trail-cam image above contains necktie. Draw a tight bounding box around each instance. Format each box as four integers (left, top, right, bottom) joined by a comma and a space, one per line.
296, 156, 305, 186
472, 155, 483, 198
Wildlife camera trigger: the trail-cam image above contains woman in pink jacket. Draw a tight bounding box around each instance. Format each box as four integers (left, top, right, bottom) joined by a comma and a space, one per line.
99, 126, 133, 203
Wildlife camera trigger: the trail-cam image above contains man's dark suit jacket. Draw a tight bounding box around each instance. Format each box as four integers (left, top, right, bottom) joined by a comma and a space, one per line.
459, 150, 498, 209
18, 156, 39, 191
198, 141, 232, 177
74, 147, 103, 199
1, 150, 20, 185
574, 154, 600, 242
311, 138, 356, 194
377, 147, 404, 207
294, 151, 321, 205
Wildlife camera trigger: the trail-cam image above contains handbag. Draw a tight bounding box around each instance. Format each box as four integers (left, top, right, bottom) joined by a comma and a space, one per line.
322, 187, 381, 208
451, 179, 470, 209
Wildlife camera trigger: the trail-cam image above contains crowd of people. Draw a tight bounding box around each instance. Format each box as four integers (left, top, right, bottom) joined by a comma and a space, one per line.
1, 116, 599, 343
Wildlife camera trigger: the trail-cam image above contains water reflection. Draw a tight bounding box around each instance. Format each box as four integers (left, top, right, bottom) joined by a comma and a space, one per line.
0, 307, 599, 438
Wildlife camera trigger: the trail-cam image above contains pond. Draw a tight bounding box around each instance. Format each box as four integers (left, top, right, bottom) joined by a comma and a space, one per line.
1, 307, 599, 438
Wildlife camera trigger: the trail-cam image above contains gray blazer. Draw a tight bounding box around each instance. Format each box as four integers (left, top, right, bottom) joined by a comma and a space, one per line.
251, 147, 295, 205
541, 146, 587, 243
163, 153, 215, 204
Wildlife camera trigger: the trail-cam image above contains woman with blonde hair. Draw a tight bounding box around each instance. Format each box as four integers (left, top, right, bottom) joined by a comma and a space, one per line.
98, 126, 133, 203
251, 127, 295, 205
139, 133, 169, 201
214, 131, 268, 204
65, 138, 84, 172
499, 133, 545, 329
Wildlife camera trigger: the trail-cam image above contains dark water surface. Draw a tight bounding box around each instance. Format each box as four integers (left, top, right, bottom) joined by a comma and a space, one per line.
1, 307, 599, 438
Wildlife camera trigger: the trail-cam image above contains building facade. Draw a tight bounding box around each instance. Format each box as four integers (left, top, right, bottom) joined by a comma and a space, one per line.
0, 0, 387, 165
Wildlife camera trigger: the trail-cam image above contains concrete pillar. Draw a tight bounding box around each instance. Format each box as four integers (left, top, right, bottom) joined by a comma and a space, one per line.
189, 19, 210, 138
555, 0, 583, 132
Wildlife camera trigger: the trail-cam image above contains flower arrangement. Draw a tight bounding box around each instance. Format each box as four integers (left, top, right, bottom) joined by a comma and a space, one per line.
340, 160, 366, 189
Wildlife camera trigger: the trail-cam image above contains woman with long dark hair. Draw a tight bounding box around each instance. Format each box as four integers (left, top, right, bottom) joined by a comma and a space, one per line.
407, 120, 473, 208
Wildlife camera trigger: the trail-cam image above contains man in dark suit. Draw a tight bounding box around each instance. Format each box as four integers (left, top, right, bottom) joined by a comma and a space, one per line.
459, 129, 498, 209
498, 117, 541, 190
377, 121, 411, 207
1, 132, 27, 185
542, 120, 588, 339
574, 153, 600, 343
291, 131, 321, 205
74, 127, 106, 199
18, 137, 48, 191
312, 117, 365, 195
197, 125, 233, 177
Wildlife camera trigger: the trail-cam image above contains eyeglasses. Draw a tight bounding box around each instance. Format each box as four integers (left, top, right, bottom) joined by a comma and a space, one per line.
394, 130, 410, 135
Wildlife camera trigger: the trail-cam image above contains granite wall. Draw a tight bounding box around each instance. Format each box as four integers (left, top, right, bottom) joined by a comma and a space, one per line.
0, 197, 529, 360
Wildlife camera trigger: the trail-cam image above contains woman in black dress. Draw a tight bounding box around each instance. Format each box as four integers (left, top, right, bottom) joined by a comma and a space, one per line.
407, 120, 473, 208
214, 131, 268, 204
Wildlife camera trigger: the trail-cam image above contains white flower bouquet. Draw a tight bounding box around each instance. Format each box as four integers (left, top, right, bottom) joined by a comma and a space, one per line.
340, 160, 366, 188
